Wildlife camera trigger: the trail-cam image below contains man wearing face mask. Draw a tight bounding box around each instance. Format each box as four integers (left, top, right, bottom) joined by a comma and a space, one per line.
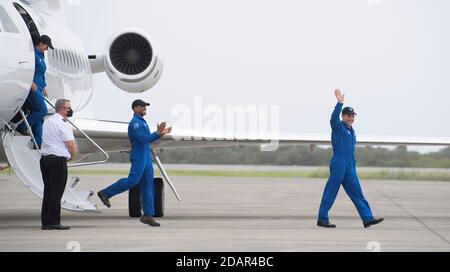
39, 99, 75, 230
317, 90, 384, 229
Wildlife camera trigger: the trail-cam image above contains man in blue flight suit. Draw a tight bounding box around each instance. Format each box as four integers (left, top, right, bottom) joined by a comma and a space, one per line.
97, 99, 172, 227
17, 35, 54, 149
317, 89, 384, 228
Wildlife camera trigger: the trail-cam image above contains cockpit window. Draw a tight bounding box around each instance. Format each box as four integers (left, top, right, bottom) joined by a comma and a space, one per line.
0, 6, 19, 33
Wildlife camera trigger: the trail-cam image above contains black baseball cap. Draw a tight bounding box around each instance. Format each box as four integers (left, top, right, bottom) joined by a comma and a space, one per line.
342, 107, 357, 116
37, 35, 54, 49
132, 99, 150, 109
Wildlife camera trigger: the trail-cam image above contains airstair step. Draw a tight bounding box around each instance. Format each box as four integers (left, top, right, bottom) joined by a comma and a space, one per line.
2, 131, 98, 212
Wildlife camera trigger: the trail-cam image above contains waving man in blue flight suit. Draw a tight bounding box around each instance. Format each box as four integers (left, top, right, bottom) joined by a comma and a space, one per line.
97, 99, 171, 227
17, 35, 54, 148
317, 90, 384, 229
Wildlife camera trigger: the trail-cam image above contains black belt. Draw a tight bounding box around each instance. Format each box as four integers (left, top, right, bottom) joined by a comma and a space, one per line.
42, 155, 66, 160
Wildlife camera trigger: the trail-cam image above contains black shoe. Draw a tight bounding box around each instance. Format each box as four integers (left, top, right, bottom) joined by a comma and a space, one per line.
364, 218, 384, 228
317, 220, 336, 228
97, 190, 111, 208
16, 128, 29, 136
31, 144, 40, 150
42, 225, 71, 230
27, 140, 39, 150
140, 216, 161, 227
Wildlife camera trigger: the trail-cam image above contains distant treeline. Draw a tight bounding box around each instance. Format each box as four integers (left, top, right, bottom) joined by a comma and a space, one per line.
102, 146, 450, 168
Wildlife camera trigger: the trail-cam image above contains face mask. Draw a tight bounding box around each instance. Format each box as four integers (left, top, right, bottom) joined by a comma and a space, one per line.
66, 109, 74, 118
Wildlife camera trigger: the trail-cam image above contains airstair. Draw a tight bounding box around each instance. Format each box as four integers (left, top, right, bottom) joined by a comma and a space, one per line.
1, 98, 109, 212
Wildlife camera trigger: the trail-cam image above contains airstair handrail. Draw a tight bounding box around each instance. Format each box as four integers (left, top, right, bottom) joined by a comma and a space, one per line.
43, 97, 109, 168
152, 150, 182, 202
19, 110, 42, 156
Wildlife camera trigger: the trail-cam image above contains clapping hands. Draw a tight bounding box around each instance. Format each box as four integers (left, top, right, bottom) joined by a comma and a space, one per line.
157, 122, 172, 137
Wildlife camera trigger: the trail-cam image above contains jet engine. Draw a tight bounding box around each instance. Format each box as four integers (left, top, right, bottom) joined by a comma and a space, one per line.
90, 29, 163, 93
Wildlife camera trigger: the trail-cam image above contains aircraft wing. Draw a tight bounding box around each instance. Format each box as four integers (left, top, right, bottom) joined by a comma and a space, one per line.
72, 118, 450, 154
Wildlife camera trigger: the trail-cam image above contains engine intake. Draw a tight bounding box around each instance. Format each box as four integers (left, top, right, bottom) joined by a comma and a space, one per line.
110, 33, 153, 75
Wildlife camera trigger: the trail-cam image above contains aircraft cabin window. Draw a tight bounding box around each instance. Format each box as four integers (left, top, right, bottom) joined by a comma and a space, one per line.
0, 6, 19, 33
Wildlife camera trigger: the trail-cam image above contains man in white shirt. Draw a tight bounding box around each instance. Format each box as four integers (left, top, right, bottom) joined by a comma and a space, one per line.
40, 99, 75, 230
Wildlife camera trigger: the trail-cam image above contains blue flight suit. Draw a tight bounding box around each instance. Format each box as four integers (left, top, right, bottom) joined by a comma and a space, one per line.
318, 103, 374, 223
102, 114, 160, 216
19, 48, 48, 147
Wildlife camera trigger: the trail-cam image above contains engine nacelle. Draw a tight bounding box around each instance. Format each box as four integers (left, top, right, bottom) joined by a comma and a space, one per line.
91, 29, 163, 93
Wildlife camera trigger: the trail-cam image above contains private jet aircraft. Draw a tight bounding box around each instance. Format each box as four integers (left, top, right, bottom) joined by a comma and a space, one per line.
1, 0, 450, 217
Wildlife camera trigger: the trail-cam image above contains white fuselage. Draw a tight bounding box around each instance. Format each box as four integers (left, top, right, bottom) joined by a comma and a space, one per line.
0, 0, 92, 126
0, 0, 93, 162
0, 1, 34, 127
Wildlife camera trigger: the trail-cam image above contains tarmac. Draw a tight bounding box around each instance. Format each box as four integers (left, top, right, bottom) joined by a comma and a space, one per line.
0, 166, 449, 252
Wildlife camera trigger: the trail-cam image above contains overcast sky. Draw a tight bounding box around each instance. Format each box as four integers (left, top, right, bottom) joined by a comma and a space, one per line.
63, 0, 450, 152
